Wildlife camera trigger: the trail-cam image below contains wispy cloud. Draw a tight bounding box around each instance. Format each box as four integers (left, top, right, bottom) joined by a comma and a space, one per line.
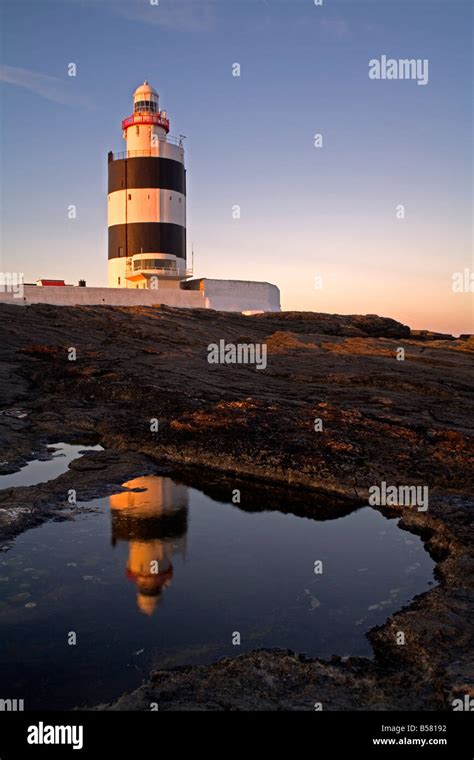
319, 16, 351, 40
0, 65, 93, 108
112, 0, 215, 32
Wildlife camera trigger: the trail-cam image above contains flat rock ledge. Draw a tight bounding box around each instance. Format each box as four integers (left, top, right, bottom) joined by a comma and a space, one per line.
0, 304, 472, 711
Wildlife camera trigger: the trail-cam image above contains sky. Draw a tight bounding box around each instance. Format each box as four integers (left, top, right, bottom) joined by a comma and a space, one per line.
0, 0, 472, 334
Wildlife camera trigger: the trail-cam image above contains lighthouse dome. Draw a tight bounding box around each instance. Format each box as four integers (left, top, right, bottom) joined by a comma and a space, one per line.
133, 81, 158, 99
133, 81, 159, 114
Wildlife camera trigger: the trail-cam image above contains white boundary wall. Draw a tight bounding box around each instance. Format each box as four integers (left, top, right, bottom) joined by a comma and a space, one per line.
194, 279, 280, 312
0, 286, 206, 309
0, 280, 281, 312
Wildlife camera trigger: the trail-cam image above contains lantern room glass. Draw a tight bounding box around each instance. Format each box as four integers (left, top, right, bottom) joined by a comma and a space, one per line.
134, 100, 158, 114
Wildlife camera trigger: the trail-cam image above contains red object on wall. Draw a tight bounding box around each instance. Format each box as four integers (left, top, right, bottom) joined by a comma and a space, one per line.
37, 280, 66, 287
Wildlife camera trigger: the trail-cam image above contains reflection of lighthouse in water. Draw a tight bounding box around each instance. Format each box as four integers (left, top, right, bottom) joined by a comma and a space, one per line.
109, 476, 188, 616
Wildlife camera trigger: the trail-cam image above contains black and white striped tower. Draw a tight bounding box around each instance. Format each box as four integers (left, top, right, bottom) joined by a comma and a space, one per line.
107, 81, 187, 288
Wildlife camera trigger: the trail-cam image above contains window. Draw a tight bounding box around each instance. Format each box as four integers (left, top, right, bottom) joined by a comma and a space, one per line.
133, 258, 176, 271
118, 277, 121, 285
119, 246, 124, 256
128, 194, 132, 201
136, 126, 139, 135
134, 100, 158, 114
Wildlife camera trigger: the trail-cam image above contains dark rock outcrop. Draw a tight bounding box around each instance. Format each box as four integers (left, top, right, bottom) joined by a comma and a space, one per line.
0, 303, 472, 710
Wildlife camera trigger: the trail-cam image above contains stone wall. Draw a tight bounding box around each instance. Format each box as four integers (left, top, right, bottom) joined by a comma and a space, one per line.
184, 278, 281, 312
0, 286, 206, 309
0, 279, 281, 312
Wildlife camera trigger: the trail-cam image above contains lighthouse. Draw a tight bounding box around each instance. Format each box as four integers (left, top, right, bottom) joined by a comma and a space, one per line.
109, 476, 188, 616
107, 81, 187, 289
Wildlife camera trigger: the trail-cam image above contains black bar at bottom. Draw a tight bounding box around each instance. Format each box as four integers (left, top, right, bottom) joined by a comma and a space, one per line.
0, 711, 472, 758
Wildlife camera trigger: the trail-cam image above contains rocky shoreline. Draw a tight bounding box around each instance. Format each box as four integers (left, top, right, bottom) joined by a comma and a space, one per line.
0, 303, 472, 710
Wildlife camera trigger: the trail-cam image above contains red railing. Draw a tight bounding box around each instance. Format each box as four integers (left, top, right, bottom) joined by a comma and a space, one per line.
122, 112, 170, 133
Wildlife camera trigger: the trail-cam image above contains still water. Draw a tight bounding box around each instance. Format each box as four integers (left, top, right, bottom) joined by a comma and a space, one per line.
0, 473, 435, 710
0, 443, 103, 489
